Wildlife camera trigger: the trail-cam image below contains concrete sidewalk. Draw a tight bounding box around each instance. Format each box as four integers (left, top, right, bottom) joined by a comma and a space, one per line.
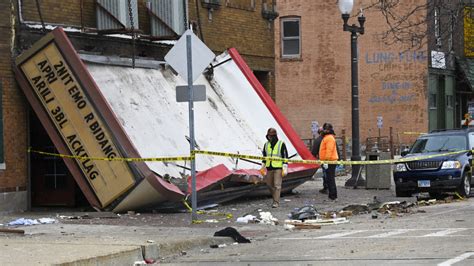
0, 222, 237, 265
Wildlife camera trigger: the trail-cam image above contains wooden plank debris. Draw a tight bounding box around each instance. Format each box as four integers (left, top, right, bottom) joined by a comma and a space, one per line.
0, 228, 25, 234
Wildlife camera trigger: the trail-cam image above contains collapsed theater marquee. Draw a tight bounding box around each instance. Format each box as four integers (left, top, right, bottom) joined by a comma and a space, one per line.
14, 28, 316, 212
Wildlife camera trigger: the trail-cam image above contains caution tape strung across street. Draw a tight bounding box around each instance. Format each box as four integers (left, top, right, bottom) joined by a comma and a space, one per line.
193, 149, 468, 165
401, 132, 427, 135
28, 147, 470, 166
182, 196, 233, 224
28, 148, 194, 162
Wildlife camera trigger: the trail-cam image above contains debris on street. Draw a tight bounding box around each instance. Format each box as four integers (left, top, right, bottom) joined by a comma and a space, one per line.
342, 204, 370, 215
210, 244, 227, 249
259, 212, 279, 225
284, 217, 349, 228
284, 221, 322, 230
235, 210, 278, 225
214, 227, 251, 243
7, 218, 56, 226
0, 228, 25, 234
288, 205, 319, 221
236, 214, 257, 224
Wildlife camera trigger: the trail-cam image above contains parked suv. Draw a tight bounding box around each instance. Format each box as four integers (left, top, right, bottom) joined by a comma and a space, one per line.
393, 128, 473, 198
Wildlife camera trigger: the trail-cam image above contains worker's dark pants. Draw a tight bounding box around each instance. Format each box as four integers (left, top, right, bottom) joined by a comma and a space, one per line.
322, 167, 328, 189
327, 164, 337, 199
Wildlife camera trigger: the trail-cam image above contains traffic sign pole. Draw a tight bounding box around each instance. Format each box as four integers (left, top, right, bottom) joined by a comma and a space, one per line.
186, 35, 198, 222
165, 29, 215, 223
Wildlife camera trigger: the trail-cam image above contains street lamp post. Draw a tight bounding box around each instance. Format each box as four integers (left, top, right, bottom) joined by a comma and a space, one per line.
338, 0, 366, 187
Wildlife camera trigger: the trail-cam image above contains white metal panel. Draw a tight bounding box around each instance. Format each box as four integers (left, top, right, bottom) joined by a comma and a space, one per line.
85, 52, 300, 179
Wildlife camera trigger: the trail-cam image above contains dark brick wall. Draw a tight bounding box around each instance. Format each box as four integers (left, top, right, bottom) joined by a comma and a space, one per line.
0, 0, 28, 190
188, 0, 276, 98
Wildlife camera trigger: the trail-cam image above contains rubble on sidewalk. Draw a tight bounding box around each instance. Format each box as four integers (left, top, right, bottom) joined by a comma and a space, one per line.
58, 212, 119, 220
7, 218, 56, 226
0, 228, 25, 234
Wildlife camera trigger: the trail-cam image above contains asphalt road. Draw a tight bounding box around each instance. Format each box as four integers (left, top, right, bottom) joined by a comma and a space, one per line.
162, 188, 474, 265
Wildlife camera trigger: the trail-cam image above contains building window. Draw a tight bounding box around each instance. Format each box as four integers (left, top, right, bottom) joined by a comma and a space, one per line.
281, 17, 301, 59
434, 7, 441, 48
446, 95, 454, 108
429, 93, 437, 109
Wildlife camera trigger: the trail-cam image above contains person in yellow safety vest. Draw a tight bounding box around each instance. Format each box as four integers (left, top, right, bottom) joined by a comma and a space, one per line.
260, 128, 288, 208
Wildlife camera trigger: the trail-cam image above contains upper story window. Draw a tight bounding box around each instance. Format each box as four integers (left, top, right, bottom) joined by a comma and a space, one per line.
281, 17, 301, 59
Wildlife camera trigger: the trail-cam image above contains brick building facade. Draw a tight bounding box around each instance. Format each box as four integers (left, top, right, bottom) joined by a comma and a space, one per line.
190, 0, 277, 97
0, 0, 276, 212
275, 0, 429, 150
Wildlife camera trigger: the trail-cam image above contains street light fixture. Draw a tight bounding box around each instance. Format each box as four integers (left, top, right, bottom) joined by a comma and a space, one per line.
338, 0, 366, 187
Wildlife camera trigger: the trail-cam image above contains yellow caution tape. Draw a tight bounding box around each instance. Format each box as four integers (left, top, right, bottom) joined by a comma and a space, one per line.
28, 147, 470, 166
182, 198, 233, 222
454, 192, 465, 200
194, 149, 468, 165
28, 148, 194, 162
401, 132, 427, 135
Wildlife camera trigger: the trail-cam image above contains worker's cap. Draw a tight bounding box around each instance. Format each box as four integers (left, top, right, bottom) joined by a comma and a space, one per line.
323, 123, 333, 130
267, 128, 277, 136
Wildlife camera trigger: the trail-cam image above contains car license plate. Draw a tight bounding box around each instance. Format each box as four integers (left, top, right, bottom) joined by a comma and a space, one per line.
418, 180, 431, 187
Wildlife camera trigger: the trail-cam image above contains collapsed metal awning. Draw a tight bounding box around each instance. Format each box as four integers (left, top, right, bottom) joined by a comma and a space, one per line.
13, 28, 317, 212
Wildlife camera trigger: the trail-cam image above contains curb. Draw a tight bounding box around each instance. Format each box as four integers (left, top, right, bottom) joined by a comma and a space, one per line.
60, 246, 143, 266
158, 236, 234, 257
58, 236, 234, 265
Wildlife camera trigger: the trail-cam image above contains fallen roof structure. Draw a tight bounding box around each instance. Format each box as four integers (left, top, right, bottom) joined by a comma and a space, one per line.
14, 28, 317, 212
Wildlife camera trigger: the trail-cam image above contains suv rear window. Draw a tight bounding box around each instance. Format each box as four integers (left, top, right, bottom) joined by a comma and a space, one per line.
410, 135, 467, 153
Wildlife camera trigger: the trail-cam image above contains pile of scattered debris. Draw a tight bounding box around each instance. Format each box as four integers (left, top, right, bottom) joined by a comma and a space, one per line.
236, 209, 279, 225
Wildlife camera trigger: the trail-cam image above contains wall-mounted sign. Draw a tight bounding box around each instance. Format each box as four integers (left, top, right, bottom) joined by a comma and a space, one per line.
431, 50, 446, 69
465, 7, 474, 57
14, 29, 136, 208
377, 116, 383, 129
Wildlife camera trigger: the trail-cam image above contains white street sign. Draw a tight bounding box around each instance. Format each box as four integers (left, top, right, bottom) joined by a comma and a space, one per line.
164, 29, 215, 83
176, 85, 206, 102
377, 116, 383, 129
311, 121, 319, 136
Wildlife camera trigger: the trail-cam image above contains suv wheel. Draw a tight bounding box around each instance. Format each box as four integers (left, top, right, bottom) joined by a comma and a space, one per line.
456, 172, 471, 197
396, 187, 412, 197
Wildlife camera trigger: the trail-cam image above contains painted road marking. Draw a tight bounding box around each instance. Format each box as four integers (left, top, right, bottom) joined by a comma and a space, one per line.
438, 252, 474, 266
367, 229, 411, 238
314, 230, 367, 239
423, 228, 467, 237
276, 228, 472, 240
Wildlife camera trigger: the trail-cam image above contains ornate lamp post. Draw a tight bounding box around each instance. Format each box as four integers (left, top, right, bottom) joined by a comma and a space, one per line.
338, 0, 366, 187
